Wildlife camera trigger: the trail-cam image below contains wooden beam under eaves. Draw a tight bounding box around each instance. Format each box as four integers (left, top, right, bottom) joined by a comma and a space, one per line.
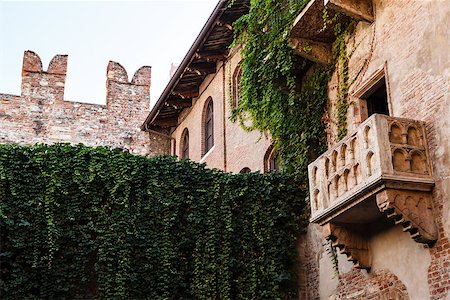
167, 95, 193, 108
195, 51, 228, 62
153, 116, 178, 128
171, 88, 199, 99
215, 20, 233, 31
187, 61, 216, 76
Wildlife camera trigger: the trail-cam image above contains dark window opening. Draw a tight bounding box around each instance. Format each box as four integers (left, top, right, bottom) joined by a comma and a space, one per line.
269, 153, 280, 173
205, 100, 214, 153
181, 129, 189, 159
239, 167, 251, 174
264, 145, 281, 173
232, 66, 243, 109
365, 79, 389, 117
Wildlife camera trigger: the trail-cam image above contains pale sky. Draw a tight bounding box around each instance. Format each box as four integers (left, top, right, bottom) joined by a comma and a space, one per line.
0, 0, 217, 106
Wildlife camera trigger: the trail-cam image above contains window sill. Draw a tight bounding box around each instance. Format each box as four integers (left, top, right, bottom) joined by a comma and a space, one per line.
200, 145, 215, 163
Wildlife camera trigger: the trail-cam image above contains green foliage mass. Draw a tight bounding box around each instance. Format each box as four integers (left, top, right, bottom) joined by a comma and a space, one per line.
330, 19, 352, 141
231, 0, 329, 179
0, 143, 307, 299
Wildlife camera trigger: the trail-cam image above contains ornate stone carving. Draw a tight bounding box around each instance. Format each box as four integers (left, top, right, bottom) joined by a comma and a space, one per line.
323, 223, 371, 270
308, 114, 434, 222
308, 114, 436, 269
387, 117, 430, 175
376, 189, 437, 244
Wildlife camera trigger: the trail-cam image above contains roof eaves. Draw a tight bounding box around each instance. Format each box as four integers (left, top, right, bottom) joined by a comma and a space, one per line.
141, 0, 230, 131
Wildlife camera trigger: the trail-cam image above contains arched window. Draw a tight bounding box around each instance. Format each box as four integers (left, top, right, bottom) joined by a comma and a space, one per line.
264, 145, 280, 173
269, 151, 279, 172
181, 128, 189, 159
239, 167, 251, 174
231, 65, 243, 109
204, 98, 214, 154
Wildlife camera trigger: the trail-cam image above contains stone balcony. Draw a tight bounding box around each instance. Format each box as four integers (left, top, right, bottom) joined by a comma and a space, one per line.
308, 114, 437, 269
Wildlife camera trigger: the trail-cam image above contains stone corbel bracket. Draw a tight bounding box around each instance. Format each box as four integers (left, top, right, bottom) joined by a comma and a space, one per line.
376, 189, 438, 245
289, 38, 332, 65
324, 0, 374, 23
323, 223, 371, 270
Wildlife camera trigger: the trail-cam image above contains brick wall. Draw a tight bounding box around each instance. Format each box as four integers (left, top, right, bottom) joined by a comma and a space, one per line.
307, 0, 450, 299
167, 1, 449, 297
171, 49, 272, 173
335, 269, 409, 299
0, 51, 170, 156
223, 51, 272, 173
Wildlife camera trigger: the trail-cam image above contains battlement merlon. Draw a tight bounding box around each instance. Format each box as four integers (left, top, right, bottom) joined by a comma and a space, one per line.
22, 50, 68, 75
106, 61, 151, 110
18, 50, 151, 105
106, 61, 151, 86
21, 51, 68, 101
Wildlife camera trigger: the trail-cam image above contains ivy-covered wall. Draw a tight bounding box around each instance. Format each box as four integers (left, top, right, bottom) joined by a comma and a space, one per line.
231, 0, 329, 179
0, 143, 307, 299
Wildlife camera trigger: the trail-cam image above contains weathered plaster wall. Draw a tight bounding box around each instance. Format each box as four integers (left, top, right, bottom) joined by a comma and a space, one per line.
306, 0, 449, 298
334, 268, 409, 299
172, 50, 271, 173
371, 226, 431, 299
172, 65, 226, 170
298, 224, 323, 300
223, 50, 272, 173
299, 223, 354, 300
0, 51, 170, 156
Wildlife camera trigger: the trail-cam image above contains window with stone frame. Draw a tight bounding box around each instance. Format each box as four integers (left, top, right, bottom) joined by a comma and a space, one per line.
365, 79, 389, 117
204, 98, 214, 154
181, 128, 189, 159
269, 151, 279, 172
231, 65, 243, 109
264, 145, 280, 173
353, 65, 392, 123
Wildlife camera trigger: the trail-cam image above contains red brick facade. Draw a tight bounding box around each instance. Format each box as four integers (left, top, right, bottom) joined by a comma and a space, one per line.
160, 0, 449, 298
2, 0, 448, 298
169, 50, 273, 173
0, 51, 170, 156
335, 269, 409, 299
300, 0, 450, 299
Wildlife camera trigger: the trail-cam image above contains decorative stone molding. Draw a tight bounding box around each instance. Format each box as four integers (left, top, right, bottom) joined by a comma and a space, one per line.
288, 0, 350, 63
289, 38, 332, 65
376, 189, 437, 244
308, 114, 434, 222
324, 0, 374, 23
323, 223, 371, 270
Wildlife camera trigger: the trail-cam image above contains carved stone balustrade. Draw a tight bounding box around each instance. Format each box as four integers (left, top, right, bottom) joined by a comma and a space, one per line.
308, 114, 437, 269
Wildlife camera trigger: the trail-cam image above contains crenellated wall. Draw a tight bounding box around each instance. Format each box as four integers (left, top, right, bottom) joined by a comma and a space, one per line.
0, 50, 170, 156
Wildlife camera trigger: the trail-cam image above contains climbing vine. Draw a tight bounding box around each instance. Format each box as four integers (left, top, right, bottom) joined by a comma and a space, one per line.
0, 143, 307, 299
231, 0, 357, 176
231, 0, 329, 179
325, 239, 340, 278
332, 23, 352, 141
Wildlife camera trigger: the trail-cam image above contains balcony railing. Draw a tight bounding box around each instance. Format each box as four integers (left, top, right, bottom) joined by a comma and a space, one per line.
307, 114, 437, 269
308, 113, 434, 223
